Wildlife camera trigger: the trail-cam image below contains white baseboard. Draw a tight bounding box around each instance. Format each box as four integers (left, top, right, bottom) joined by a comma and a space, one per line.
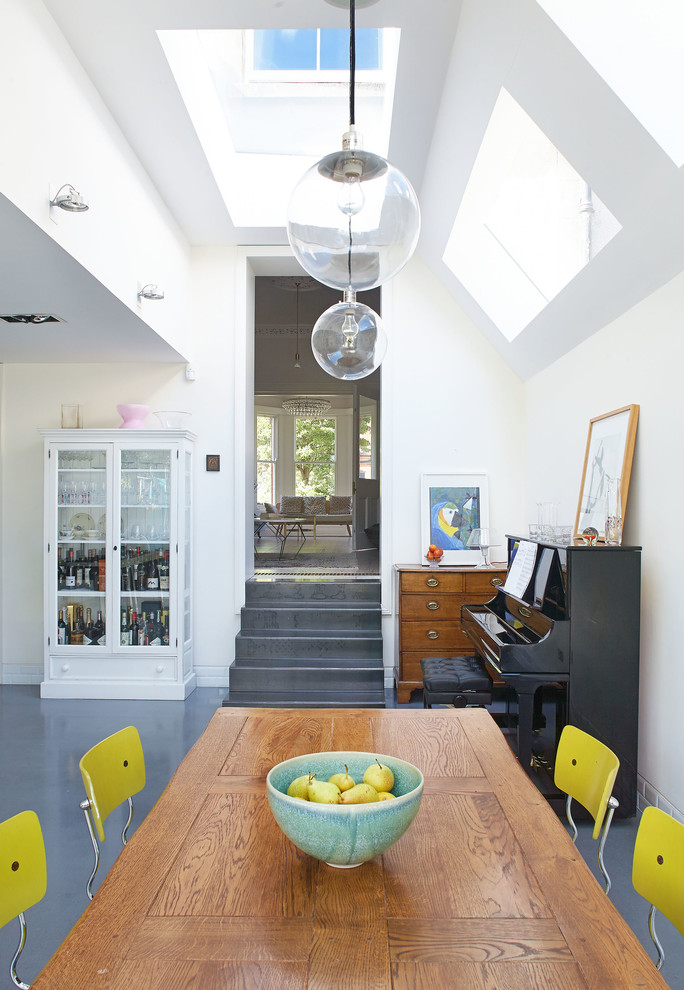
2, 663, 42, 684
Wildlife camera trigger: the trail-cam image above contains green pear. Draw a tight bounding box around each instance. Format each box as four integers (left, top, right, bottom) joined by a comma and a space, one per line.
377, 791, 396, 801
328, 764, 355, 792
339, 783, 379, 804
307, 779, 341, 804
287, 773, 314, 800
363, 760, 395, 794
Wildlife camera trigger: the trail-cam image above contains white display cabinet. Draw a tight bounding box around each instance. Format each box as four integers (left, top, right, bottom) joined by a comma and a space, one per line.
40, 429, 196, 699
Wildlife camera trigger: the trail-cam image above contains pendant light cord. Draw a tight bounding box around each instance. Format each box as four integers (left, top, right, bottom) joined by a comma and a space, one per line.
349, 0, 356, 126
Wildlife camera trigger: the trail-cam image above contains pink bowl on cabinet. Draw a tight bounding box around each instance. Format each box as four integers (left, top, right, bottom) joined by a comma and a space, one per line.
116, 404, 150, 428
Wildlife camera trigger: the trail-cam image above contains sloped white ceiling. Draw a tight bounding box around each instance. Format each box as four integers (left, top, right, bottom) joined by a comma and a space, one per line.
22, 0, 684, 377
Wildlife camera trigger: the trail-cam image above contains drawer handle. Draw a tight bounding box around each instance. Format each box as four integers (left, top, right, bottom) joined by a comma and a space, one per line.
426, 630, 439, 640
426, 577, 439, 588
519, 605, 532, 618
426, 601, 440, 610
491, 577, 503, 587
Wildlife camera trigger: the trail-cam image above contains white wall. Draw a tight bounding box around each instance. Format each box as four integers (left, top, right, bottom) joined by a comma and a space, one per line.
526, 267, 684, 818
380, 256, 526, 667
0, 0, 191, 355
0, 245, 239, 686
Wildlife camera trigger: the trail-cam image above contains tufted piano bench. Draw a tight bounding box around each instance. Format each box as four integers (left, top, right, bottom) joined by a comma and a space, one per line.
420, 656, 494, 709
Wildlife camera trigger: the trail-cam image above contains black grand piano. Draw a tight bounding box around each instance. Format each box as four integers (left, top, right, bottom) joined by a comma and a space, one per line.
461, 535, 641, 815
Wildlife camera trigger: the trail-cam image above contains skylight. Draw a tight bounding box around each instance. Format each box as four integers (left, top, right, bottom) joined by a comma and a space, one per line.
443, 88, 621, 342
537, 0, 684, 167
158, 28, 399, 228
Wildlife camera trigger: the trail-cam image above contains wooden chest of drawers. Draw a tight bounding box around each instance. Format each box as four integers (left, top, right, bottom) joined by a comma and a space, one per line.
394, 564, 506, 703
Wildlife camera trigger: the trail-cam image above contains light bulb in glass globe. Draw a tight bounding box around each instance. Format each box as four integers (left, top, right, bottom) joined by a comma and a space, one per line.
311, 293, 387, 380
288, 128, 420, 292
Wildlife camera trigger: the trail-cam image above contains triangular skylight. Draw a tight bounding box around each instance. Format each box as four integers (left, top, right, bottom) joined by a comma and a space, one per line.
537, 0, 684, 167
158, 28, 400, 228
443, 88, 622, 341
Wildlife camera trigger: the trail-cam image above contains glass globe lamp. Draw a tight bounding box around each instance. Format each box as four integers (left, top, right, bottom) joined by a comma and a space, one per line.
310, 292, 387, 380
288, 128, 420, 292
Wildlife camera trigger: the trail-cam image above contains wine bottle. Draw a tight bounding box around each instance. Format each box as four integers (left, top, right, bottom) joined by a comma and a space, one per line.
120, 608, 130, 646
138, 612, 148, 646
71, 606, 84, 646
148, 611, 161, 646
130, 612, 139, 646
65, 549, 76, 589
162, 611, 169, 647
145, 556, 159, 590
75, 553, 85, 589
58, 607, 68, 645
159, 551, 169, 591
93, 610, 105, 646
83, 607, 94, 645
57, 547, 66, 590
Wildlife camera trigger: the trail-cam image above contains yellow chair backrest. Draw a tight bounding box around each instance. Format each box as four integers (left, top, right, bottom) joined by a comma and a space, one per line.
633, 806, 684, 938
554, 724, 619, 840
79, 726, 145, 843
0, 811, 47, 931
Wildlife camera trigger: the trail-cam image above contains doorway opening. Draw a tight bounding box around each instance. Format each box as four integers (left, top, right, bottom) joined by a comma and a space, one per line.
253, 275, 380, 578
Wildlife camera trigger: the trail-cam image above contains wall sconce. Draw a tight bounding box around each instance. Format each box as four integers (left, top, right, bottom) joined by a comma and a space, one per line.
138, 284, 165, 300
49, 184, 89, 212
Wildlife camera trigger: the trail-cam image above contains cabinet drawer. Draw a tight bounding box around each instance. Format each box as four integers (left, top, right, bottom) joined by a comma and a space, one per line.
401, 594, 463, 620
400, 571, 464, 594
400, 620, 470, 651
463, 570, 506, 596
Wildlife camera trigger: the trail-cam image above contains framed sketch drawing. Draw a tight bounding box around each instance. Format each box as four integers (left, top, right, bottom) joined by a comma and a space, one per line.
421, 473, 489, 565
574, 404, 639, 541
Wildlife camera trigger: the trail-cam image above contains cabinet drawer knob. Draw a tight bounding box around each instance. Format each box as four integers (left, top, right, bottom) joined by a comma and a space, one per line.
491, 577, 503, 587
426, 577, 439, 588
426, 601, 440, 610
61, 664, 70, 673
426, 630, 439, 640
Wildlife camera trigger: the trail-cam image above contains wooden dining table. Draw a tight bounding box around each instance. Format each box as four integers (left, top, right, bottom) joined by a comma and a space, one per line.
33, 707, 667, 989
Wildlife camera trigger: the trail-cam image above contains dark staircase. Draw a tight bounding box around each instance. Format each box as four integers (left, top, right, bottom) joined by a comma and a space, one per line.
224, 577, 385, 708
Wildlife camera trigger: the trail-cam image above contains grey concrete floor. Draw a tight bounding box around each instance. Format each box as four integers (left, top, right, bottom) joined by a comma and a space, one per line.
0, 685, 681, 988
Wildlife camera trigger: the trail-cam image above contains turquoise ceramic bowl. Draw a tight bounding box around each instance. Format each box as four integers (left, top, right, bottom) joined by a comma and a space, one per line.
266, 751, 424, 867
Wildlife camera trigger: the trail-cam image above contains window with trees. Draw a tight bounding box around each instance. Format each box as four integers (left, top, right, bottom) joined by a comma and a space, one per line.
295, 418, 336, 497
256, 415, 276, 504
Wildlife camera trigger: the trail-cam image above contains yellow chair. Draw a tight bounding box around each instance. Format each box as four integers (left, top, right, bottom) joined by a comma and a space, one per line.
0, 811, 47, 989
554, 724, 620, 893
79, 725, 145, 900
632, 806, 684, 971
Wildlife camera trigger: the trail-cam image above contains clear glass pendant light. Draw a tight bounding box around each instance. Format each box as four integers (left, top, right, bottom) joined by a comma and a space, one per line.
310, 289, 387, 380
287, 0, 420, 294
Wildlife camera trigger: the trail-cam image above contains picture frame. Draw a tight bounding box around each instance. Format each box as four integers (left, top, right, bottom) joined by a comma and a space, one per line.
420, 473, 489, 565
574, 404, 639, 541
206, 454, 220, 472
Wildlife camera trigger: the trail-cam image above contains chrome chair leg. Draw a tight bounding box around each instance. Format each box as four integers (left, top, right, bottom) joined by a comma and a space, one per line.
597, 796, 619, 894
121, 796, 134, 845
10, 913, 29, 990
565, 794, 578, 843
648, 904, 665, 971
80, 799, 100, 901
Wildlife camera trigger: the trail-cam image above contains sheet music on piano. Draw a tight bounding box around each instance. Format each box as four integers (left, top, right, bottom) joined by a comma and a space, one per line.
503, 540, 537, 599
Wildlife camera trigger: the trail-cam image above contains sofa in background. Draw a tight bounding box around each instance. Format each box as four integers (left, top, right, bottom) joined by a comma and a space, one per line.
261, 495, 353, 537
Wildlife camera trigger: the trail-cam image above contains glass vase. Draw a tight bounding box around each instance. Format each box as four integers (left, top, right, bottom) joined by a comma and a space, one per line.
605, 477, 622, 545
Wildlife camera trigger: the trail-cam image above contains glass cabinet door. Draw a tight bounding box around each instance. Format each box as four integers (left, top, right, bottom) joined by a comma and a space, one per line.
119, 448, 171, 648
56, 448, 108, 646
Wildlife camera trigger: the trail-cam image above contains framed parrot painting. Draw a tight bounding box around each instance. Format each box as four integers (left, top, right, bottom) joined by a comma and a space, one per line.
420, 473, 489, 565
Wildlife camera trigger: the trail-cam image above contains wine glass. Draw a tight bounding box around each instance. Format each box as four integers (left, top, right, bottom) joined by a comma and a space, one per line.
466, 527, 499, 567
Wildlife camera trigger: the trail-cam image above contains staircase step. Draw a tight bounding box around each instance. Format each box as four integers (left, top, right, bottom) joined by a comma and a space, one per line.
235, 631, 382, 660
245, 578, 381, 604
224, 688, 386, 709
229, 664, 384, 693
231, 655, 384, 668
240, 605, 381, 632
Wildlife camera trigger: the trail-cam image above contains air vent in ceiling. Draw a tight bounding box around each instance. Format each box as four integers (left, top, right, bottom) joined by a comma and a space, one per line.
1, 314, 66, 324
